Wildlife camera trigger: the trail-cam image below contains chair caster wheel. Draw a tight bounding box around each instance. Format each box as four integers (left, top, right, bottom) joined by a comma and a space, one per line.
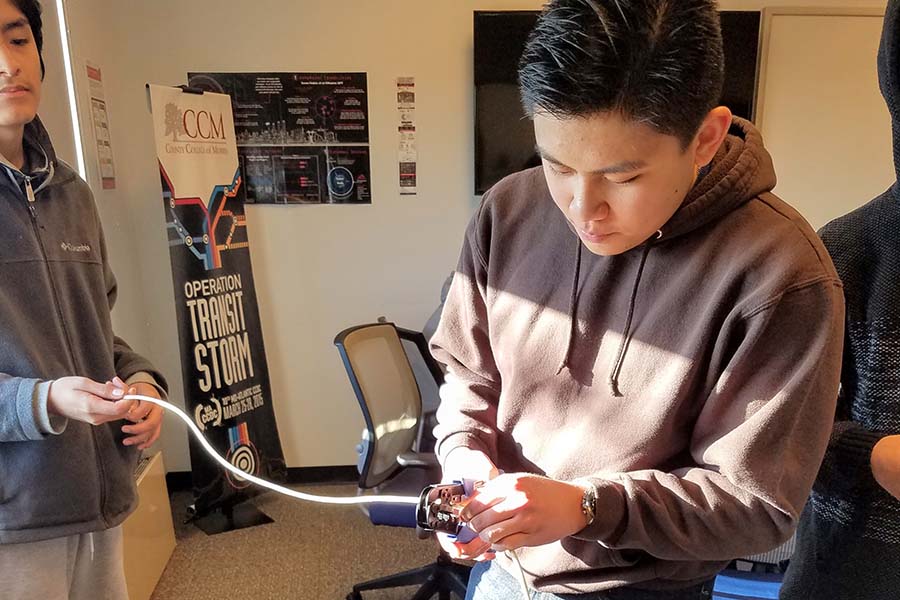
347, 593, 362, 600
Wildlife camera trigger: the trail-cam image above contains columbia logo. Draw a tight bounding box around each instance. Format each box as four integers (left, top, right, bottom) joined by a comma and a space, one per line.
60, 242, 91, 253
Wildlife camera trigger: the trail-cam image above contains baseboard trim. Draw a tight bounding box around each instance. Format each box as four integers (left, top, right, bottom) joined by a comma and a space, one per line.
165, 465, 358, 493
165, 471, 192, 492
286, 465, 359, 485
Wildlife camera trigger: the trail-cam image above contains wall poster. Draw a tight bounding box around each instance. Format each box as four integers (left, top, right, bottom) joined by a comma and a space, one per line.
187, 72, 372, 205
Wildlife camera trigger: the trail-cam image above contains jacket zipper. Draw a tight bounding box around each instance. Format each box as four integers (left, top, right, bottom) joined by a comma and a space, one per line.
23, 176, 78, 361
24, 174, 109, 524
25, 175, 36, 217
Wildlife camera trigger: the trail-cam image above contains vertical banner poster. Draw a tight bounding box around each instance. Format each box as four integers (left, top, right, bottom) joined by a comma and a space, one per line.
396, 77, 417, 196
147, 84, 286, 516
86, 62, 116, 190
187, 72, 372, 205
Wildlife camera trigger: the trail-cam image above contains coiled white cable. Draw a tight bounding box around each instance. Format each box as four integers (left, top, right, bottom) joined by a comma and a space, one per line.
124, 394, 418, 506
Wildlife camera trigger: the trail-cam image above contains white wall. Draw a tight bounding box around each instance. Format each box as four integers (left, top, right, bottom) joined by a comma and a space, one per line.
55, 0, 888, 472
53, 0, 151, 360
34, 1, 76, 166
757, 9, 894, 230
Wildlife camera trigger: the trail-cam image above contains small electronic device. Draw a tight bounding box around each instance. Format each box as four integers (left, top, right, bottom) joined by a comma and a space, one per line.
416, 481, 478, 543
416, 480, 531, 599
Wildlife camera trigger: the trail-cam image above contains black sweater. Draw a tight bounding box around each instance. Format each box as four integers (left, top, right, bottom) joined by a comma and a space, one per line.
780, 3, 900, 598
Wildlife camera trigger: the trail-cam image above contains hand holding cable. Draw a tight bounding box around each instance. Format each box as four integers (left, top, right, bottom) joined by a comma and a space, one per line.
117, 379, 164, 449
460, 473, 589, 552
437, 447, 500, 562
46, 376, 134, 425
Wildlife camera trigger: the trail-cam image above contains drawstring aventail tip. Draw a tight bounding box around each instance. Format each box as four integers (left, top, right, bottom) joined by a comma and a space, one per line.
608, 378, 623, 397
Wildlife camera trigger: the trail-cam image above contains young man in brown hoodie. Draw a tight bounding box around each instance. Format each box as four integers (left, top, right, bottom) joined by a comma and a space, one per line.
430, 1, 845, 598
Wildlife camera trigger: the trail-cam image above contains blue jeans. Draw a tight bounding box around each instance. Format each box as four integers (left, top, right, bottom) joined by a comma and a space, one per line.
466, 559, 714, 600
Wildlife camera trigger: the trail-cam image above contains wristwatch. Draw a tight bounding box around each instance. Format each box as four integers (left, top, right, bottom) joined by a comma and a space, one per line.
580, 485, 598, 526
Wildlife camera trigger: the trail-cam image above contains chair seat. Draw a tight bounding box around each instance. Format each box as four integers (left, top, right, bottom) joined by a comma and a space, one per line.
368, 466, 439, 528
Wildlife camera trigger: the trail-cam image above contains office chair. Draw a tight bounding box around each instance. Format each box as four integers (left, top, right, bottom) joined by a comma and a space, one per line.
334, 322, 471, 600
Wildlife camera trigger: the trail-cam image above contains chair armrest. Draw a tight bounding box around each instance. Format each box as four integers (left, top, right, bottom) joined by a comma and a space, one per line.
397, 451, 440, 469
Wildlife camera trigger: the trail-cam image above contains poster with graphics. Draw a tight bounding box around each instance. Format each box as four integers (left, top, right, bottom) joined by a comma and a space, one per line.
187, 72, 372, 204
147, 84, 286, 516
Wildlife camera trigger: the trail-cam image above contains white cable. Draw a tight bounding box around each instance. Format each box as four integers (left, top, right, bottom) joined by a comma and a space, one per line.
506, 548, 533, 600
126, 392, 530, 598
123, 394, 419, 506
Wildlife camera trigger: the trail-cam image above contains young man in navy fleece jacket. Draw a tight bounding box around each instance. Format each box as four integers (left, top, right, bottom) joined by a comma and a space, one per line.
0, 1, 168, 598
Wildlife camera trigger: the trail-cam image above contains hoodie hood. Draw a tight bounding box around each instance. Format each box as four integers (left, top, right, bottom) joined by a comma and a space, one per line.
879, 0, 900, 188
663, 117, 777, 241
0, 116, 61, 194
23, 115, 59, 173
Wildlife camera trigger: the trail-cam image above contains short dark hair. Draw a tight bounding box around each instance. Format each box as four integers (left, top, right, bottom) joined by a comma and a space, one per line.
518, 0, 724, 147
11, 0, 44, 78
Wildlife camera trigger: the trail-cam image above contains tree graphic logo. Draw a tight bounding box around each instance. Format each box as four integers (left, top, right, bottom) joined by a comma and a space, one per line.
164, 102, 186, 141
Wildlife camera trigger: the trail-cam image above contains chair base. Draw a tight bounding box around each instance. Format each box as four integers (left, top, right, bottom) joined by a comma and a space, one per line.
347, 552, 470, 600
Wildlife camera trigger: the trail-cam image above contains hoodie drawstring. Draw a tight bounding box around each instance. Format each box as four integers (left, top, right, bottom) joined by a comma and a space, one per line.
556, 240, 583, 375
608, 230, 662, 396
556, 229, 661, 390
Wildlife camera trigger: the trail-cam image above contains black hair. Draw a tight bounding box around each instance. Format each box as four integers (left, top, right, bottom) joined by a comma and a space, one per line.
519, 0, 724, 147
10, 0, 44, 78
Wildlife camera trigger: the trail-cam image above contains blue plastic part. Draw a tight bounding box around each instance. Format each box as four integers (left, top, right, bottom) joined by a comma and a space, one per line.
712, 569, 783, 600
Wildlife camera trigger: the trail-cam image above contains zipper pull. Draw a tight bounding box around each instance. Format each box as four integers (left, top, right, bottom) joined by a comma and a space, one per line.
24, 175, 36, 217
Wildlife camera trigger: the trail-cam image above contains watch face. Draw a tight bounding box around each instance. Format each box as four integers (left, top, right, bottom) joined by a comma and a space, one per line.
582, 487, 597, 522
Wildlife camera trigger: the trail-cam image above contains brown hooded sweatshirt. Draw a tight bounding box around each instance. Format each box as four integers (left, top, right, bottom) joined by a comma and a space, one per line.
431, 118, 845, 593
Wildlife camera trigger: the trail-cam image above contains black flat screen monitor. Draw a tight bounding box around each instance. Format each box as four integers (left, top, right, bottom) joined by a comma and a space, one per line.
474, 10, 762, 194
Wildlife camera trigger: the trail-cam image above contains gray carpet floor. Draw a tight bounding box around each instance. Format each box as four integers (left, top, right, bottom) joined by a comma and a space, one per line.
150, 484, 461, 600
